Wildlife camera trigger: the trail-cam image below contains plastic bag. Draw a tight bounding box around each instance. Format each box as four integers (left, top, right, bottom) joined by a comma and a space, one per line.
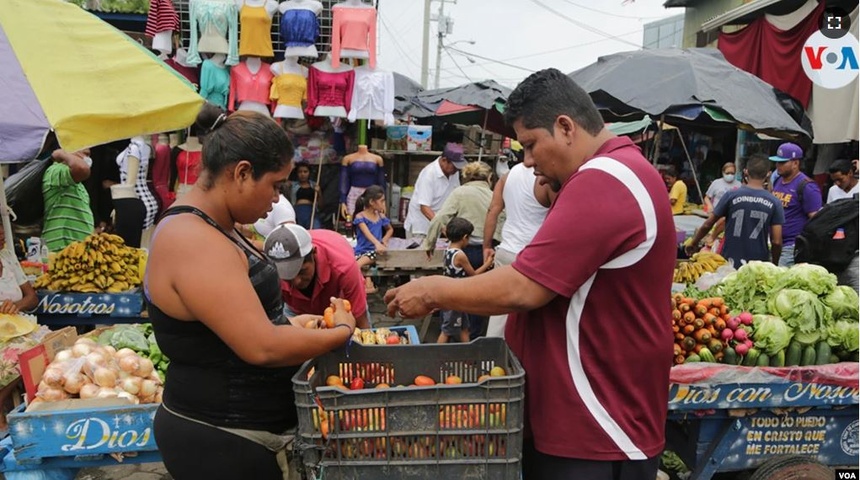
5, 157, 51, 225
694, 265, 736, 292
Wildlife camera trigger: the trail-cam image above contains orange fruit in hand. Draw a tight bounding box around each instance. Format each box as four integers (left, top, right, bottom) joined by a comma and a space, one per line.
342, 299, 351, 312
323, 307, 335, 328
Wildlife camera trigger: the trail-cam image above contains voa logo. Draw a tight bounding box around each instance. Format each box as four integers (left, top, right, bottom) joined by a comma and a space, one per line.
802, 30, 859, 89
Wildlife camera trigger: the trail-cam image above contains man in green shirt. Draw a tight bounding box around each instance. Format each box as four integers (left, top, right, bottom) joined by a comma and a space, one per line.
42, 149, 94, 252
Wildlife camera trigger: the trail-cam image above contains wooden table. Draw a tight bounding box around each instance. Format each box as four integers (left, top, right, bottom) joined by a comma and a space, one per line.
373, 249, 444, 342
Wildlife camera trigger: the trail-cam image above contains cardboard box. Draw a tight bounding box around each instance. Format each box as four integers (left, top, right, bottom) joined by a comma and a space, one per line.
407, 125, 432, 151
385, 125, 408, 151
462, 125, 504, 155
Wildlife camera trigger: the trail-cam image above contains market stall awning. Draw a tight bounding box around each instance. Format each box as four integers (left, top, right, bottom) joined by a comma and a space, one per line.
405, 80, 515, 137
0, 0, 204, 162
568, 48, 809, 140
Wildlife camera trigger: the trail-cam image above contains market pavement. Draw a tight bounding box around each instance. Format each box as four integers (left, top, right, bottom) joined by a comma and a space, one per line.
74, 287, 426, 480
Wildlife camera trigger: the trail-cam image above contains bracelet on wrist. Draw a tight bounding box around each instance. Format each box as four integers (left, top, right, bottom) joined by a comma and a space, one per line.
332, 323, 352, 336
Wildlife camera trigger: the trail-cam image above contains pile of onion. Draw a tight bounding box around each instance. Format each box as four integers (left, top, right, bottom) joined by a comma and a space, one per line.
34, 337, 163, 405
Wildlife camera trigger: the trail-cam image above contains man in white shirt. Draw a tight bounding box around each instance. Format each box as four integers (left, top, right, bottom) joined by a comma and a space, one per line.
404, 143, 465, 240
827, 159, 859, 203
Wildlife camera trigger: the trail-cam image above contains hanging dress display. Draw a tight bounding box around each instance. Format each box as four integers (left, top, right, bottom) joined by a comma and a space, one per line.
187, 0, 239, 66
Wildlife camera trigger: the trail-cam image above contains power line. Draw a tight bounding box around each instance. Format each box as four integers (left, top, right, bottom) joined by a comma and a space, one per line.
445, 46, 536, 73
377, 13, 422, 78
559, 0, 668, 20
443, 47, 473, 83
526, 0, 642, 49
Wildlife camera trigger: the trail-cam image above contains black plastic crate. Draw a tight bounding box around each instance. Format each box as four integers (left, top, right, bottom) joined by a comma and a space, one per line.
292, 337, 525, 480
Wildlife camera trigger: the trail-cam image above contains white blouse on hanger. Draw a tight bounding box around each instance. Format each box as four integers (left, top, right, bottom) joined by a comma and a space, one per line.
348, 66, 394, 125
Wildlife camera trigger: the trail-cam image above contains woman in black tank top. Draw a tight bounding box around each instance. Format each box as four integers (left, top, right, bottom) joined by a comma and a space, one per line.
145, 105, 356, 480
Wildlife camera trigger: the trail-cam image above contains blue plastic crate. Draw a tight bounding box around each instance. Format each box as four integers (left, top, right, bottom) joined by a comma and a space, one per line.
369, 326, 420, 345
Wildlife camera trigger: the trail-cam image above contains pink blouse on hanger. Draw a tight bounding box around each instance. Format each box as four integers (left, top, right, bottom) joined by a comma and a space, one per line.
330, 7, 377, 69
305, 66, 354, 116
228, 61, 274, 111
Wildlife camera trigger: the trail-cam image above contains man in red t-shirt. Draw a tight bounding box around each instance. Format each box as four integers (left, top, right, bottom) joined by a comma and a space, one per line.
264, 224, 370, 328
385, 69, 675, 479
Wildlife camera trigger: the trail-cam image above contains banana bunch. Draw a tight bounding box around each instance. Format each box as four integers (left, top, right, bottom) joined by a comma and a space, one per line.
673, 252, 727, 283
33, 233, 147, 293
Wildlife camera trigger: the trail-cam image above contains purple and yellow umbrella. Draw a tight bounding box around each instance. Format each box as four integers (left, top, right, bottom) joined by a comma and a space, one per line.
0, 0, 204, 163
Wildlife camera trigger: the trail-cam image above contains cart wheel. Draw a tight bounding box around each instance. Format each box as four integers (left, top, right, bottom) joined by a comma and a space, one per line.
749, 455, 833, 480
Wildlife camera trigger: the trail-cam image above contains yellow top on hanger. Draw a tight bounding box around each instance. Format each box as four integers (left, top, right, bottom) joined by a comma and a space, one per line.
239, 3, 274, 57
270, 73, 307, 108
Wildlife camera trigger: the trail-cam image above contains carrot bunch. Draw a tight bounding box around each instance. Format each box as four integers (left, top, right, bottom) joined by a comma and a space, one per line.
671, 294, 731, 365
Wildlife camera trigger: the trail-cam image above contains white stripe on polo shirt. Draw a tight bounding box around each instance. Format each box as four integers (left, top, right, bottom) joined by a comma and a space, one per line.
564, 156, 658, 460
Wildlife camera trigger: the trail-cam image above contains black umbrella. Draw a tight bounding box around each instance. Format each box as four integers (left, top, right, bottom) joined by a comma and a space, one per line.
568, 48, 809, 139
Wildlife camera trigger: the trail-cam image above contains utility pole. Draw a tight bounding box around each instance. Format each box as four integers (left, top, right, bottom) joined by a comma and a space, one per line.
433, 0, 455, 89
420, 0, 431, 88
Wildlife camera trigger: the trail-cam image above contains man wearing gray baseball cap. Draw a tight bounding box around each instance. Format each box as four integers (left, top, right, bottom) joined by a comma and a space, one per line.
264, 224, 371, 328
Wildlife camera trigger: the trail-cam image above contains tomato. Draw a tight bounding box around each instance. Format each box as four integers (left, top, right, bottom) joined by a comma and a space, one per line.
414, 375, 436, 386
445, 375, 462, 384
350, 377, 365, 390
386, 334, 400, 345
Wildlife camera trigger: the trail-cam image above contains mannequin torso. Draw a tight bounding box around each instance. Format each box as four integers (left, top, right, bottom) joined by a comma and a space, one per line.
271, 58, 307, 119
237, 0, 277, 58
340, 145, 384, 217
332, 0, 376, 64
233, 57, 273, 116
279, 0, 323, 58
175, 136, 203, 197
211, 53, 226, 67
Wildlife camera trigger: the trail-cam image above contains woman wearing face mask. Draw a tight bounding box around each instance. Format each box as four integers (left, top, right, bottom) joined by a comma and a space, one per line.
704, 162, 740, 212
702, 162, 741, 253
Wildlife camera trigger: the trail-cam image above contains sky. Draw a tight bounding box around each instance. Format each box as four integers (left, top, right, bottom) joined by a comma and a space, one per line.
374, 0, 684, 89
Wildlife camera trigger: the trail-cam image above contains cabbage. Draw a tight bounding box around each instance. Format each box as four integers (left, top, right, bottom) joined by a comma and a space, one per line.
767, 288, 833, 334
823, 286, 860, 321
720, 262, 786, 313
751, 315, 793, 355
771, 263, 838, 296
826, 321, 860, 352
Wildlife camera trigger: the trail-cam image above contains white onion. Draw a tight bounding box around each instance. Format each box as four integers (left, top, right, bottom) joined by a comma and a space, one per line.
75, 337, 97, 347
118, 355, 140, 374
86, 351, 107, 367
121, 377, 142, 395
116, 348, 137, 358
103, 346, 117, 356
135, 358, 154, 378
139, 379, 158, 398
62, 372, 85, 394
42, 368, 64, 387
39, 387, 67, 402
54, 349, 74, 362
79, 383, 100, 399
72, 343, 93, 358
93, 367, 117, 388
96, 388, 118, 399
116, 391, 139, 404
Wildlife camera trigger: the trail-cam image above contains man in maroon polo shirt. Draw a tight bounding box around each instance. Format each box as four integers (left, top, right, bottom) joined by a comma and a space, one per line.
384, 68, 675, 479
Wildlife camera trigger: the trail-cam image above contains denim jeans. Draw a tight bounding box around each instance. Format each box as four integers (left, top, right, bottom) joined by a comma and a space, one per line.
778, 243, 795, 267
